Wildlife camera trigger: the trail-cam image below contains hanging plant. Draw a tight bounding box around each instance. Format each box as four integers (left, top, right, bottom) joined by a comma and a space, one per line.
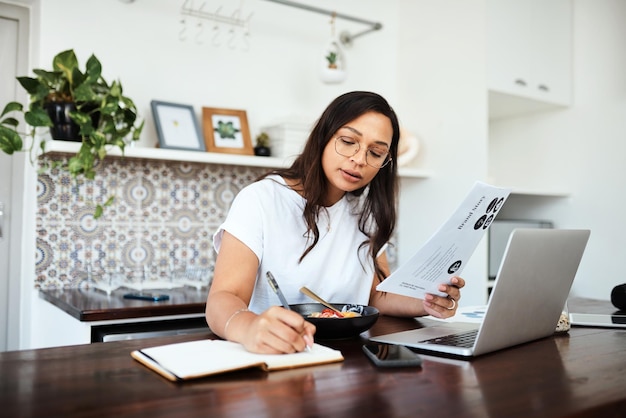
320, 41, 346, 84
326, 51, 338, 69
319, 14, 346, 84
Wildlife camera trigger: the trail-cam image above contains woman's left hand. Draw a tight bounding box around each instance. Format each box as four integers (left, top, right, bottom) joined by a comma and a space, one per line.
422, 276, 465, 318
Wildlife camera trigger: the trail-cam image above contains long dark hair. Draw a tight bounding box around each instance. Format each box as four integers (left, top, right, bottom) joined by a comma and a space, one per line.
263, 91, 399, 282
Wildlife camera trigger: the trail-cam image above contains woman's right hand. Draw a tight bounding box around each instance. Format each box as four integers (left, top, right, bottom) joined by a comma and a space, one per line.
207, 231, 315, 353
239, 306, 316, 354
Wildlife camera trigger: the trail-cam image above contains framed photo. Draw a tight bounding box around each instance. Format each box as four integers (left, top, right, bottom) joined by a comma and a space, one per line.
151, 101, 205, 151
202, 107, 253, 155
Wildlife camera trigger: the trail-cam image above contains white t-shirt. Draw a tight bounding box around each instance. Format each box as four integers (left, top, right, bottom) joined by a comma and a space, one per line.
213, 175, 376, 313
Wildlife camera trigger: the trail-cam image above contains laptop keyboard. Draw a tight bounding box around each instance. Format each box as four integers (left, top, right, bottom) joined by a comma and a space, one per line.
421, 329, 478, 348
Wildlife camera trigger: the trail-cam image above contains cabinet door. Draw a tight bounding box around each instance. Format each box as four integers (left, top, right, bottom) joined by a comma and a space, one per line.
488, 0, 572, 111
529, 0, 572, 105
487, 0, 532, 96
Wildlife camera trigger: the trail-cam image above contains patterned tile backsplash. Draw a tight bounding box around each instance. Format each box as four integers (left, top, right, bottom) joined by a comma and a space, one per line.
35, 153, 398, 289
36, 153, 267, 289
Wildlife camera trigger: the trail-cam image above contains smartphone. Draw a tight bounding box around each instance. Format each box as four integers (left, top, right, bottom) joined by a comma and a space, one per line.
123, 292, 170, 302
362, 343, 422, 368
570, 313, 626, 329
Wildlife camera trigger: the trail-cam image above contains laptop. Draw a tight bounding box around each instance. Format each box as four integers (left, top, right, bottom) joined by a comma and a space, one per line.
370, 228, 591, 357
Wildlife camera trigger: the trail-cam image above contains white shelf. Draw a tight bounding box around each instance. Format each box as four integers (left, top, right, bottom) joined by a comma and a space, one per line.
44, 140, 290, 168
44, 140, 432, 179
398, 167, 432, 179
509, 188, 570, 198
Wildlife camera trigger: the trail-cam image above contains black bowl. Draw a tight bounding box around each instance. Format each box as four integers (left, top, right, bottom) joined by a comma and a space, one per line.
290, 303, 379, 340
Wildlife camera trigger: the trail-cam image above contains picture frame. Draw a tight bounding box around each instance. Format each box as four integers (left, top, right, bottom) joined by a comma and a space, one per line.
201, 107, 253, 155
151, 101, 205, 151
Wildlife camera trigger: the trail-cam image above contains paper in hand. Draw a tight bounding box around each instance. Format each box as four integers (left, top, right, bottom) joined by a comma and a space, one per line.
377, 181, 511, 299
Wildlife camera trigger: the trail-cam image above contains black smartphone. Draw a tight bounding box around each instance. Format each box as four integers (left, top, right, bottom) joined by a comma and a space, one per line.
362, 343, 422, 368
123, 292, 170, 302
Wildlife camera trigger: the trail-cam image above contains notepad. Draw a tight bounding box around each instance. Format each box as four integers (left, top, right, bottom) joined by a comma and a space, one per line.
131, 339, 344, 381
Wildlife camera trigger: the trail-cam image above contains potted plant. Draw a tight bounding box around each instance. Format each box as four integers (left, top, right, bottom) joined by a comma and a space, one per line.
254, 132, 271, 157
320, 42, 346, 84
325, 51, 338, 69
0, 49, 144, 217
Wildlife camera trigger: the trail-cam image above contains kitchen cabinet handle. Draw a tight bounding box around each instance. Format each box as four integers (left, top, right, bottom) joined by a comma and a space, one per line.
514, 78, 527, 87
538, 84, 550, 92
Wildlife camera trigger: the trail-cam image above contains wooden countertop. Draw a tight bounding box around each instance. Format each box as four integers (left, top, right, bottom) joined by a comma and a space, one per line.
1, 297, 624, 417
39, 286, 208, 322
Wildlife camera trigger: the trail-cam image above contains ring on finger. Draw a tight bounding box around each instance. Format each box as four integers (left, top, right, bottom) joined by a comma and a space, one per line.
446, 297, 456, 311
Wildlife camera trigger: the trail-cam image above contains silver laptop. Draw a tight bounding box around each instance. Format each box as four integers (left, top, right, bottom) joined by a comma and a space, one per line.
370, 229, 590, 357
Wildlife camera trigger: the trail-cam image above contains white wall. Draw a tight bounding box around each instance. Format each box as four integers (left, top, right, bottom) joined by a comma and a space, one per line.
26, 0, 491, 305
489, 0, 626, 300
395, 0, 489, 304
36, 0, 400, 144
10, 0, 624, 342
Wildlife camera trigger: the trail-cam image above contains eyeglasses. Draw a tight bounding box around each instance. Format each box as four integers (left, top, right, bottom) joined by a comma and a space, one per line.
334, 136, 392, 169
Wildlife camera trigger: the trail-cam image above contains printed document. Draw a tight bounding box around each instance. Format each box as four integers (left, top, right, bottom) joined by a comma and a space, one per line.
377, 181, 511, 299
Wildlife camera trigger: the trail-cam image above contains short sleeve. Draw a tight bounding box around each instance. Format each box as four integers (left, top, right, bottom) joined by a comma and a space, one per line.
212, 184, 265, 262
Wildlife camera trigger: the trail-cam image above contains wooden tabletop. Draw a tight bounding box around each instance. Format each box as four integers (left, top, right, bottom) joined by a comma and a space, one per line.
1, 298, 624, 417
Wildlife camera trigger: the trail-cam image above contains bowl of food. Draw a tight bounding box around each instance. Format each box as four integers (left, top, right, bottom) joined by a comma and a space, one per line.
290, 303, 379, 340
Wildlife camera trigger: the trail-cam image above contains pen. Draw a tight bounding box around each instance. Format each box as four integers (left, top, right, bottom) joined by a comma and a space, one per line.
266, 271, 312, 352
266, 271, 291, 311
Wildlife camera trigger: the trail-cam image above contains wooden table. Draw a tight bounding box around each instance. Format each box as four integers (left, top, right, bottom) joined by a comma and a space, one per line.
1, 298, 624, 417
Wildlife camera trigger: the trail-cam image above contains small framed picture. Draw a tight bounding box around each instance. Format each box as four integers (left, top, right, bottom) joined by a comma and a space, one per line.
151, 101, 205, 151
202, 107, 253, 155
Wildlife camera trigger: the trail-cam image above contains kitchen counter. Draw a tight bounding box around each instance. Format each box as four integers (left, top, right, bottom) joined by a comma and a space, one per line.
39, 286, 209, 322
32, 286, 211, 348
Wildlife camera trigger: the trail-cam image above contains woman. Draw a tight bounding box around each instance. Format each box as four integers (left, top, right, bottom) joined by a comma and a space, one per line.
206, 91, 464, 354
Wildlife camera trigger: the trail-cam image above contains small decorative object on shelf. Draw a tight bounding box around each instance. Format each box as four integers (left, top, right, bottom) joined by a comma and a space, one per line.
254, 132, 271, 157
151, 101, 205, 151
397, 127, 420, 167
201, 107, 253, 155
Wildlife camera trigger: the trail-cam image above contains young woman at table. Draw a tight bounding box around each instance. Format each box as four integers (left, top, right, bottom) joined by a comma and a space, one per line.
206, 91, 465, 354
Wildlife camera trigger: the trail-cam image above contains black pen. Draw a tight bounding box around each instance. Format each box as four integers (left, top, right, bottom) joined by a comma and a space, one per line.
266, 271, 312, 352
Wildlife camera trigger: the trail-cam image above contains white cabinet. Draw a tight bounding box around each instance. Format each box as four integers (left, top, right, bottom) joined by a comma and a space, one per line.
487, 0, 572, 118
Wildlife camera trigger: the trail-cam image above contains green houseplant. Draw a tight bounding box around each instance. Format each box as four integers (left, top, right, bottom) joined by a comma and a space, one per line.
0, 49, 144, 217
325, 51, 338, 69
254, 132, 271, 157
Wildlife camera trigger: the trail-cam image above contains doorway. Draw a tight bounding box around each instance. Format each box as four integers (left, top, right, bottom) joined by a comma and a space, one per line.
0, 2, 30, 352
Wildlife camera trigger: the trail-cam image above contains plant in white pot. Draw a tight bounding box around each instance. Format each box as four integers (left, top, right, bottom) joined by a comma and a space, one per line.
320, 42, 346, 84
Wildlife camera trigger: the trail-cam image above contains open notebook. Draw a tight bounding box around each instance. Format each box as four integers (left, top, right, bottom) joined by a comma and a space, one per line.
371, 229, 590, 357
131, 339, 344, 381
